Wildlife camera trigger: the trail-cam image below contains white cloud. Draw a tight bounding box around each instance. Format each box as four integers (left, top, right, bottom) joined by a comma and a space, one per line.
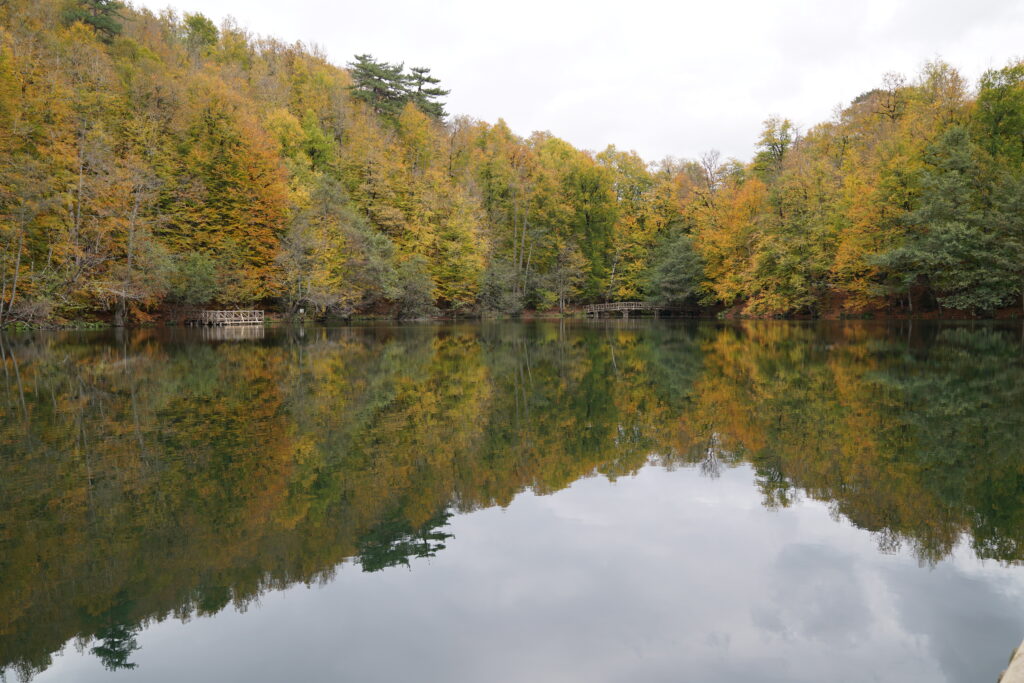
132, 0, 1024, 162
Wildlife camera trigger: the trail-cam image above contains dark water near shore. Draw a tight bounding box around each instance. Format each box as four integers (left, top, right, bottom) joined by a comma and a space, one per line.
1, 321, 1023, 682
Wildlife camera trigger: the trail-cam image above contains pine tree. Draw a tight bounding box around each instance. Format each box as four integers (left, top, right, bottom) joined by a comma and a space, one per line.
874, 125, 1012, 312
407, 66, 449, 119
644, 230, 704, 306
61, 0, 124, 42
347, 54, 409, 119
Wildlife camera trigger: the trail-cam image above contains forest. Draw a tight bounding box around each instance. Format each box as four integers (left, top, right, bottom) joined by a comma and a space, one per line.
1, 0, 1024, 325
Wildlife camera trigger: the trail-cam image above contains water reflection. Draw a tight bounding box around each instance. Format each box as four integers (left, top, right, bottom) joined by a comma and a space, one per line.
0, 321, 1022, 680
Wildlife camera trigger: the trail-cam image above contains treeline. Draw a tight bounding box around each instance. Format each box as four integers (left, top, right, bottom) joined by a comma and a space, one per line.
1, 0, 1023, 324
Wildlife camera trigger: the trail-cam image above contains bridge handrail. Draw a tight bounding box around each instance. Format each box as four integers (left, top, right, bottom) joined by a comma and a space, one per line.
187, 310, 265, 326
583, 301, 652, 313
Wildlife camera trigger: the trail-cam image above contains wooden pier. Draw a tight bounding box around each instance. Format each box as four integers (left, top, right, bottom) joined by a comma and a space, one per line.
583, 302, 686, 318
185, 310, 264, 326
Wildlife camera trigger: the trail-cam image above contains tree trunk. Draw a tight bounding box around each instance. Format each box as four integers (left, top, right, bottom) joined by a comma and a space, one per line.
0, 243, 8, 327
523, 240, 534, 300
1, 233, 24, 328
73, 139, 85, 270
511, 200, 519, 296
117, 191, 141, 328
519, 216, 529, 294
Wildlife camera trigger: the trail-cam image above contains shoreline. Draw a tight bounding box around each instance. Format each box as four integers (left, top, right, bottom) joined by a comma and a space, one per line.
3, 310, 1024, 331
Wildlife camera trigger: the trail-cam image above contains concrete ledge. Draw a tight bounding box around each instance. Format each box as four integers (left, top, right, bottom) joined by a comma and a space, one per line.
1001, 640, 1024, 683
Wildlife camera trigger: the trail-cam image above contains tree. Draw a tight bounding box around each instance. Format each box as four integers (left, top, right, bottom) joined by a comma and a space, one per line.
407, 66, 449, 119
430, 187, 484, 312
169, 252, 217, 305
347, 54, 409, 119
546, 242, 586, 312
183, 13, 218, 62
102, 158, 173, 326
277, 176, 402, 317
644, 230, 703, 306
394, 255, 436, 318
61, 0, 124, 42
989, 172, 1024, 313
347, 56, 449, 122
161, 77, 288, 304
752, 116, 796, 178
976, 60, 1024, 165
692, 176, 769, 306
873, 125, 1012, 313
598, 146, 671, 301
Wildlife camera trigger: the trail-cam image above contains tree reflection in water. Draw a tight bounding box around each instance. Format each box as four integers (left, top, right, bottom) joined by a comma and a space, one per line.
0, 321, 1022, 679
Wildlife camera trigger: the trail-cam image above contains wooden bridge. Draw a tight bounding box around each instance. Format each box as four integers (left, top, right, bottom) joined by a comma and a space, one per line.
185, 310, 264, 326
584, 301, 683, 318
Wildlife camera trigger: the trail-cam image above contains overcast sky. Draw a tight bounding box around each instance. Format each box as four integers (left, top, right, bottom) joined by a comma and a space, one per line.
133, 0, 1024, 163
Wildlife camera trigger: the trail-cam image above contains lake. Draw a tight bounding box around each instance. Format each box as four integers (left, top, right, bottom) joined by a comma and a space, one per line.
1, 320, 1023, 682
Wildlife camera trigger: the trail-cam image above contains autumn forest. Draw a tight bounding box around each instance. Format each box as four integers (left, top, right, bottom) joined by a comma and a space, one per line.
2, 0, 1024, 326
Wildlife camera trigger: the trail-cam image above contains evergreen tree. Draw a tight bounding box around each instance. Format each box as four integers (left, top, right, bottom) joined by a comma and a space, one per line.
347, 54, 409, 119
61, 0, 124, 42
644, 230, 704, 306
875, 126, 1012, 312
407, 66, 449, 119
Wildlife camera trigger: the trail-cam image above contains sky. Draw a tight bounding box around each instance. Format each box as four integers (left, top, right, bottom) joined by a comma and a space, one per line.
132, 0, 1024, 163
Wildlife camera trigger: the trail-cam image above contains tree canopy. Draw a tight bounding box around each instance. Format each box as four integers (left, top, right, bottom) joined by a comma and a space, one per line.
0, 0, 1023, 325
347, 54, 449, 120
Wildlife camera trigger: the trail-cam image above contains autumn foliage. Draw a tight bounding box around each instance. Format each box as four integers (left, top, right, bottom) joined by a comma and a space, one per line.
0, 1, 1022, 324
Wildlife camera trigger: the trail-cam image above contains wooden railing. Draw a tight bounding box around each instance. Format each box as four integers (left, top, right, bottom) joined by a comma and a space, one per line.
583, 302, 653, 314
185, 310, 264, 326
582, 301, 694, 318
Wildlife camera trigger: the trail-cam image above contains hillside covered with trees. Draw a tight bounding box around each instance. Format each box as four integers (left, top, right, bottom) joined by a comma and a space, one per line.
1, 0, 1023, 325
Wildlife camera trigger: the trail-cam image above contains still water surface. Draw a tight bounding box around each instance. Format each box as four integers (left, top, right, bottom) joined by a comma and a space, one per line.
2, 321, 1023, 682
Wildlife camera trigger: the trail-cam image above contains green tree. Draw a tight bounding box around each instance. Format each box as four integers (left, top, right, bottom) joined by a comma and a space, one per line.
545, 242, 587, 312
170, 252, 218, 305
644, 230, 704, 306
976, 60, 1024, 165
61, 0, 124, 41
752, 115, 796, 178
395, 255, 436, 318
407, 66, 449, 119
874, 126, 1012, 313
183, 13, 218, 61
347, 54, 409, 119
